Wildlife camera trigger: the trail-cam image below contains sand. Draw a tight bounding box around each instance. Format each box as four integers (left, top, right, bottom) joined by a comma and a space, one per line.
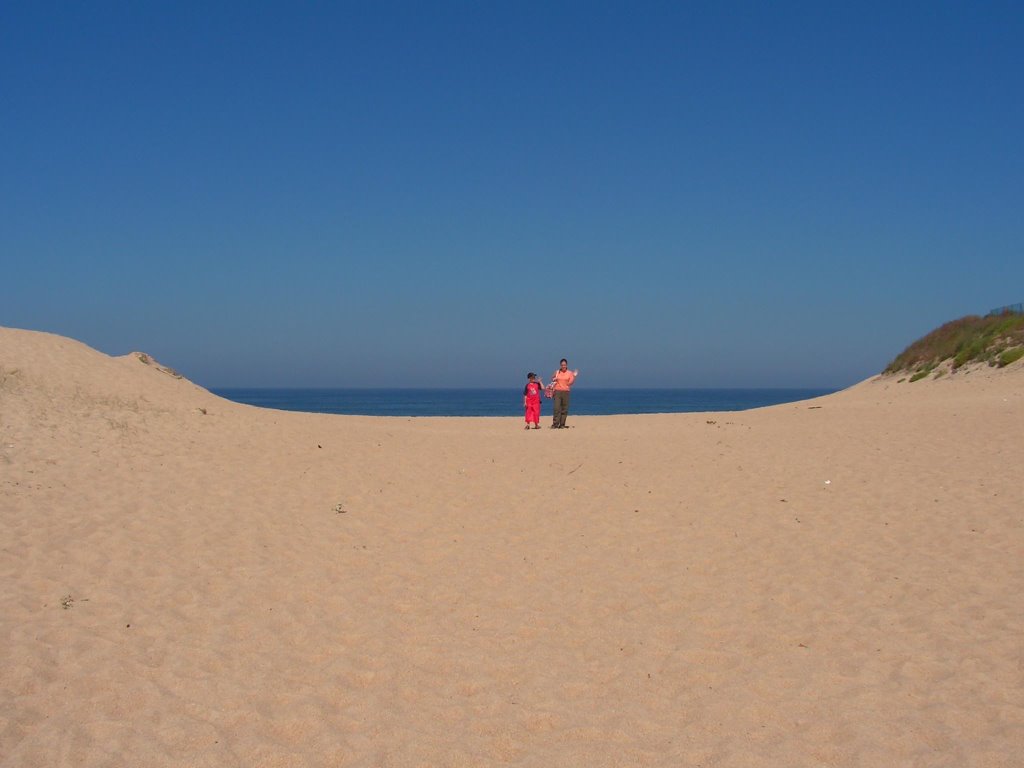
2, 326, 1022, 767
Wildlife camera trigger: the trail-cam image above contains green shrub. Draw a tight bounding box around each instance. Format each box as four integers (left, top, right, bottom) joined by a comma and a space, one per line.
998, 347, 1024, 367
886, 312, 1024, 374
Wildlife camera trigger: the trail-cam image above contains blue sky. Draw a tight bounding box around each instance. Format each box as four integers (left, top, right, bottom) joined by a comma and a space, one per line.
3, 2, 1022, 388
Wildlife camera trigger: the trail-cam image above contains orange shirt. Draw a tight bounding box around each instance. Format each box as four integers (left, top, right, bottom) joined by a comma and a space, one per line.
552, 369, 576, 391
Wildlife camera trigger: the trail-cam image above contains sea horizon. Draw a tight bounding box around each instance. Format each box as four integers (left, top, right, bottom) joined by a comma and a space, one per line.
211, 386, 839, 417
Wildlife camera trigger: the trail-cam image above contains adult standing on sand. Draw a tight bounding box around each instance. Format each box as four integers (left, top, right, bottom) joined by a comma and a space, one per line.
550, 358, 579, 429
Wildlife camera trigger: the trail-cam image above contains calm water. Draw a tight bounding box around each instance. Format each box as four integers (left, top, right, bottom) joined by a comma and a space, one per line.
211, 388, 836, 417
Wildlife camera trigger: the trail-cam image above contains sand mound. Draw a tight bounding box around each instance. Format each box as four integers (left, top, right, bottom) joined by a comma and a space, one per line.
1, 326, 219, 418
2, 326, 1022, 767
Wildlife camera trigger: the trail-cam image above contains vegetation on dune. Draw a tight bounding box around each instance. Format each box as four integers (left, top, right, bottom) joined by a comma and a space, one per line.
885, 312, 1024, 379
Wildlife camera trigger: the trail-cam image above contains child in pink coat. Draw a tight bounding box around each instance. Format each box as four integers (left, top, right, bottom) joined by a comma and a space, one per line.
523, 372, 543, 429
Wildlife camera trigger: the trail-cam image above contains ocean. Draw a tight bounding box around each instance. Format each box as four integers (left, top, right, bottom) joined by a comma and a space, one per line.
210, 387, 837, 417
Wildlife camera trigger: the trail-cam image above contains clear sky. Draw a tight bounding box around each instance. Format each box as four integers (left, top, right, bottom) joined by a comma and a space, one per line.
3, 2, 1022, 388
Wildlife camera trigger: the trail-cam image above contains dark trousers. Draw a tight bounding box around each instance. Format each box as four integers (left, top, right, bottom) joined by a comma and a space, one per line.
552, 390, 570, 427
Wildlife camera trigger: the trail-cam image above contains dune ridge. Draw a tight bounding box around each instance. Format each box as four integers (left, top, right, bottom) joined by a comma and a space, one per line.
2, 326, 1022, 767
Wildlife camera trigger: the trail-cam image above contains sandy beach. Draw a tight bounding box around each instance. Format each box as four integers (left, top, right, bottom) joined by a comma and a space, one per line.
2, 325, 1022, 767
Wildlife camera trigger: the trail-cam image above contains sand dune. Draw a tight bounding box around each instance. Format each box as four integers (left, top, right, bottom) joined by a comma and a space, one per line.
2, 326, 1022, 767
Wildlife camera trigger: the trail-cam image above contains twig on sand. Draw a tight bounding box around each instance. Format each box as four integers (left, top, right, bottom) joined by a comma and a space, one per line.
568, 464, 583, 475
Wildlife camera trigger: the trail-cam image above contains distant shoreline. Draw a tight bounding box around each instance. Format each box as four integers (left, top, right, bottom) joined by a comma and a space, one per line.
210, 386, 839, 418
